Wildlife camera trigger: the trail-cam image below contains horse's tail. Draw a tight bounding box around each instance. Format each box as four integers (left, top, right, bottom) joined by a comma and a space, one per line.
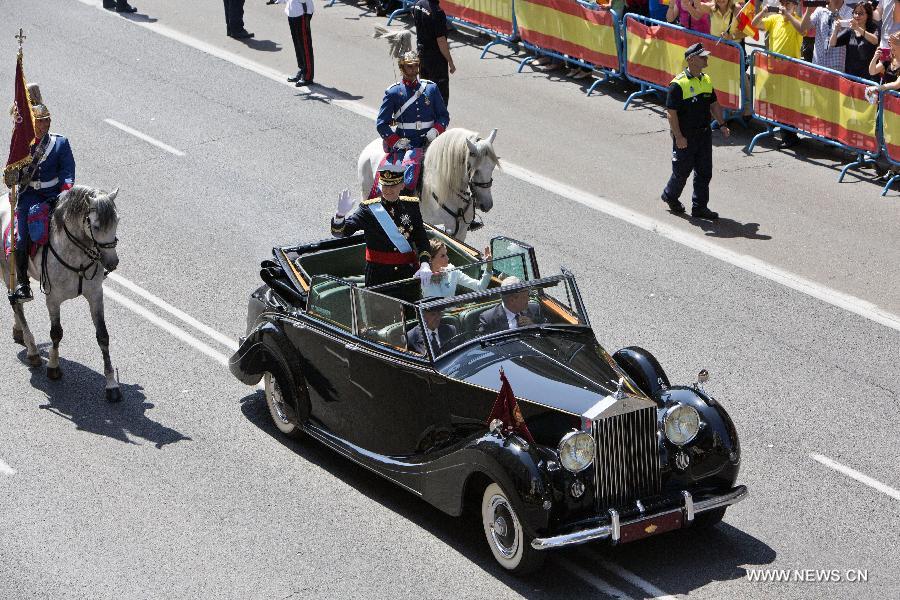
372, 25, 412, 59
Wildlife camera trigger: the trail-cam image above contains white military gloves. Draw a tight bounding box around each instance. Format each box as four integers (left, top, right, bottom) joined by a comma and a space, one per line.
393, 137, 411, 151
425, 128, 439, 143
336, 189, 355, 218
416, 262, 433, 285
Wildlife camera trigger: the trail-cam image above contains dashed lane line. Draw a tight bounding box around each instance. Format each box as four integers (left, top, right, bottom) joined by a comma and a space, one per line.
103, 119, 186, 157
78, 0, 900, 335
555, 559, 633, 599
811, 453, 900, 502
0, 458, 15, 475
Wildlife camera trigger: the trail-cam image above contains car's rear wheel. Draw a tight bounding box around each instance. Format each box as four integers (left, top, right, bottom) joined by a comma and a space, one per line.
692, 507, 726, 528
481, 483, 545, 574
264, 370, 303, 439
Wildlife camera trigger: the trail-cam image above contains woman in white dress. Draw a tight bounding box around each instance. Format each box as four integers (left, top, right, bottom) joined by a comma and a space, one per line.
421, 239, 493, 298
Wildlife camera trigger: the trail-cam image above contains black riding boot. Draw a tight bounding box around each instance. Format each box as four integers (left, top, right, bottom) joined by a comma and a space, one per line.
9, 246, 33, 305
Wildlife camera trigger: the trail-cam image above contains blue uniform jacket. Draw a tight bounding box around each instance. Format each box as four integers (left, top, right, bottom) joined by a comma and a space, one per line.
376, 79, 449, 150
19, 133, 76, 204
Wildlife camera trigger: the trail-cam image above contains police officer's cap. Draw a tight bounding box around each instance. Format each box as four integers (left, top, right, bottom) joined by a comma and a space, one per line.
684, 43, 711, 60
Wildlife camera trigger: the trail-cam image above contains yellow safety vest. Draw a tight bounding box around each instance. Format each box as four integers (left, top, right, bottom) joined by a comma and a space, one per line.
671, 70, 713, 100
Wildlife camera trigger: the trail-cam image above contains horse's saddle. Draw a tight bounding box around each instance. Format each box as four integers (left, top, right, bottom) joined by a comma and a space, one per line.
368, 148, 425, 199
3, 202, 51, 257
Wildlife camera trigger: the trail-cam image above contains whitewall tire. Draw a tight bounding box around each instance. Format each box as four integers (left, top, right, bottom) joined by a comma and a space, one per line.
264, 371, 303, 439
481, 482, 544, 573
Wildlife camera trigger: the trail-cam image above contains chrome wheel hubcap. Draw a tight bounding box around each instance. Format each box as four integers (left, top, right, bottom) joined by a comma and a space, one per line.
488, 496, 518, 558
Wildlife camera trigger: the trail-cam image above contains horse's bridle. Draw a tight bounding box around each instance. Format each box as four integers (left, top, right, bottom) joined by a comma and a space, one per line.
438, 149, 493, 237
42, 213, 118, 295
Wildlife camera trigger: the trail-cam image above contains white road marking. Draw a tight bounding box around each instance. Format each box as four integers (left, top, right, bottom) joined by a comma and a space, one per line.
104, 287, 229, 367
596, 558, 678, 600
0, 458, 16, 475
811, 453, 900, 502
103, 118, 186, 157
78, 0, 900, 335
107, 273, 238, 351
556, 559, 632, 599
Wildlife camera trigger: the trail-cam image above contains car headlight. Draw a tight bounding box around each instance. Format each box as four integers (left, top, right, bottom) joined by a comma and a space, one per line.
558, 431, 595, 473
663, 404, 700, 446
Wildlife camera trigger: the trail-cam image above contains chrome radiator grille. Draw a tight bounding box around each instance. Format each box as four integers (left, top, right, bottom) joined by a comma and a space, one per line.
593, 406, 661, 511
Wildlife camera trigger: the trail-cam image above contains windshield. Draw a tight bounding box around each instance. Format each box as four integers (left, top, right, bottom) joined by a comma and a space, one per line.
417, 275, 588, 359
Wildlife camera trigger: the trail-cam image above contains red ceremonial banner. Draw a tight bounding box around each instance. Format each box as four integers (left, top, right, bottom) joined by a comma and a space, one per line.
5, 52, 35, 177
487, 370, 535, 444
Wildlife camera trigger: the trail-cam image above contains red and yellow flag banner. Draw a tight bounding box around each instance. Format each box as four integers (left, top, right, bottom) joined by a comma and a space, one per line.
625, 17, 743, 110
5, 51, 35, 179
442, 0, 515, 37
514, 0, 619, 70
753, 52, 877, 153
881, 92, 900, 162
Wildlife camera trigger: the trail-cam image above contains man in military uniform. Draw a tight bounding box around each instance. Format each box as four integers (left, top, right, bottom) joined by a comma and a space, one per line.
376, 51, 449, 194
331, 161, 432, 288
411, 0, 455, 105
9, 93, 75, 304
660, 43, 729, 221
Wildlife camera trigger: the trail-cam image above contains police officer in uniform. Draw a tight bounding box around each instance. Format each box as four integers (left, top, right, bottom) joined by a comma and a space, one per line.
411, 0, 455, 105
9, 93, 76, 304
661, 43, 729, 221
376, 51, 449, 192
331, 161, 432, 288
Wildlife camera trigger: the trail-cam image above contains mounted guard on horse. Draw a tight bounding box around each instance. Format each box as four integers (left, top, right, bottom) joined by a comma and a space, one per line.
4, 84, 75, 305
361, 33, 500, 241
374, 50, 449, 198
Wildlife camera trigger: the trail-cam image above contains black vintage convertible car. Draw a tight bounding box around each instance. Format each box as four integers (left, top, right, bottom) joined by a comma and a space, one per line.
230, 228, 747, 573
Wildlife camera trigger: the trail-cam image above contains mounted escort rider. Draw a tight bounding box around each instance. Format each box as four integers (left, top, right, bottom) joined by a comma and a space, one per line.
375, 50, 449, 196
6, 86, 75, 305
332, 160, 432, 289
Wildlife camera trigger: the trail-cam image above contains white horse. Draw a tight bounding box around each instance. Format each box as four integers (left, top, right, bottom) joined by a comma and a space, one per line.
0, 185, 123, 401
357, 128, 500, 241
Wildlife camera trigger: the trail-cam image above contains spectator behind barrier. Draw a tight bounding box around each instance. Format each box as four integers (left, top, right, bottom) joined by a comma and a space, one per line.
752, 0, 806, 59
668, 0, 712, 33
797, 0, 855, 71
649, 0, 670, 20
696, 0, 749, 49
830, 2, 879, 80
874, 0, 900, 51
867, 31, 900, 98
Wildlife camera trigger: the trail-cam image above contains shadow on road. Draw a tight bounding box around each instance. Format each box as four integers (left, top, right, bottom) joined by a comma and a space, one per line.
664, 210, 773, 240
120, 12, 158, 24
239, 389, 775, 597
237, 38, 281, 53
23, 350, 191, 449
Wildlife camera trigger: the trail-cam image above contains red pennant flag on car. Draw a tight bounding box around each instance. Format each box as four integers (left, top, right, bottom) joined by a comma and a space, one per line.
4, 50, 36, 180
487, 370, 535, 445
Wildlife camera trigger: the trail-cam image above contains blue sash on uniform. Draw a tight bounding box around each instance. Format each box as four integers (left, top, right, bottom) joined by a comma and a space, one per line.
369, 202, 413, 254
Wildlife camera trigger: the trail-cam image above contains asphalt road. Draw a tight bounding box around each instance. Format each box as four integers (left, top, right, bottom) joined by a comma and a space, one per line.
0, 1, 897, 599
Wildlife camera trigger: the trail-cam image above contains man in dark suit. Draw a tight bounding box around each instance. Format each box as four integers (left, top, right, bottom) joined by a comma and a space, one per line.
478, 277, 545, 335
407, 303, 456, 356
224, 0, 254, 39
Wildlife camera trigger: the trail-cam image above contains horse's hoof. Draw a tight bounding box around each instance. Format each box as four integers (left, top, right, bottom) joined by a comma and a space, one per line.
47, 366, 62, 380
12, 328, 24, 346
27, 354, 42, 367
105, 387, 122, 403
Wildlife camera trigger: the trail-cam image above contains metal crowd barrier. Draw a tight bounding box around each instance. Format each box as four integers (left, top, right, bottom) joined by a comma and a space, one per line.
622, 14, 746, 119
877, 90, 900, 195
747, 49, 879, 182
512, 1, 623, 94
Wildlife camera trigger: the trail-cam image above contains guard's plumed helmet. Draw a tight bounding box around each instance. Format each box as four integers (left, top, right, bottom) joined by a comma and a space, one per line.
378, 160, 405, 186
398, 50, 420, 67
8, 82, 50, 121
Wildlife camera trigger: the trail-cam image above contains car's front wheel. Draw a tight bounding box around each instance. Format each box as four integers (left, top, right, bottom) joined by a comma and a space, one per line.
264, 370, 303, 440
481, 482, 545, 574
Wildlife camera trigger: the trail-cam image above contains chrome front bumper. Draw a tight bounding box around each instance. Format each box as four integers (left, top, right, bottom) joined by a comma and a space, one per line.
531, 485, 748, 550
